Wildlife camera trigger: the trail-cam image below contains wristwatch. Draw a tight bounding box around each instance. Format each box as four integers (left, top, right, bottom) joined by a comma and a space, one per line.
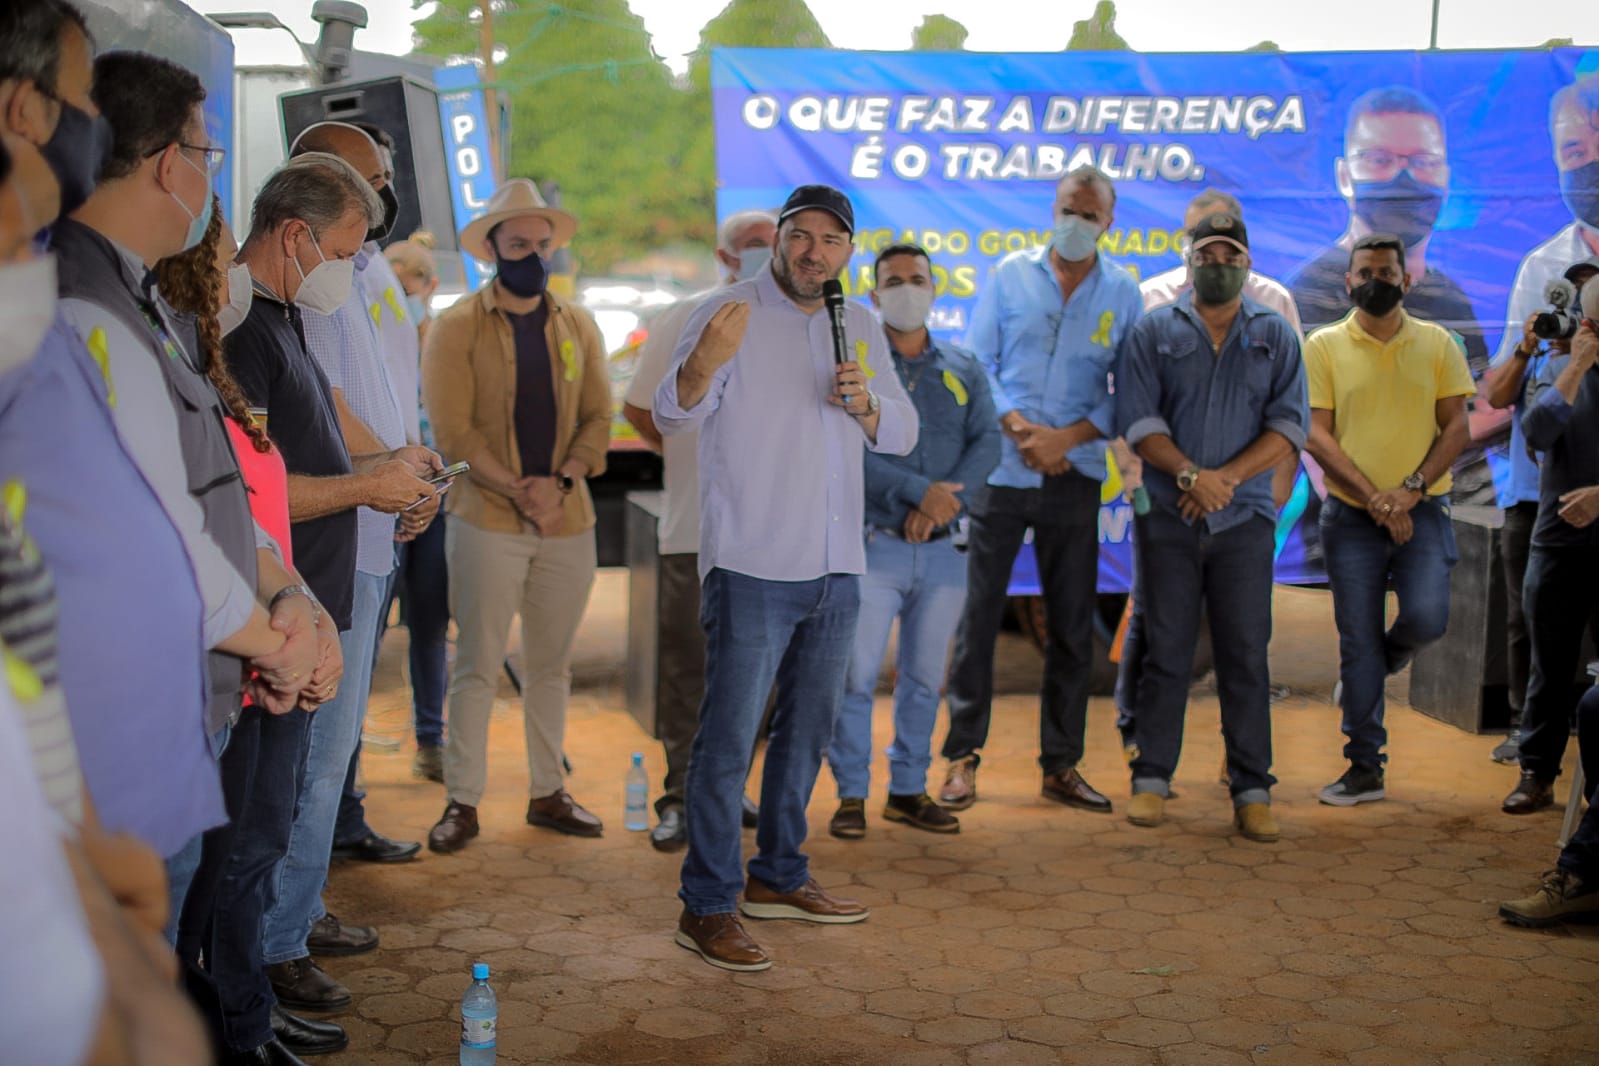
1401, 471, 1427, 494
1177, 466, 1201, 492
852, 391, 880, 418
268, 583, 323, 626
556, 472, 576, 495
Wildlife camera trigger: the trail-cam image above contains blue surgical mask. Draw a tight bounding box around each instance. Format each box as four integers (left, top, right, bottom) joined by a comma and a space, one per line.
404, 293, 429, 323
734, 246, 773, 281
171, 149, 213, 253
1051, 215, 1101, 262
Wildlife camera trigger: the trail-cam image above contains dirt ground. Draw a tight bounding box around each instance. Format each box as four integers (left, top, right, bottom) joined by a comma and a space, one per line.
323, 575, 1598, 1065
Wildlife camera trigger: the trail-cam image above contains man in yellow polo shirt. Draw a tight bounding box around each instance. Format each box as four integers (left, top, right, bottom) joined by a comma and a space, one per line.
1305, 233, 1473, 806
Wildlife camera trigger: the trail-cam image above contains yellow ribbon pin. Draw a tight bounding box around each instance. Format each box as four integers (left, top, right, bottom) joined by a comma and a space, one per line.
560, 339, 577, 381
2, 481, 37, 566
368, 301, 382, 326
855, 339, 875, 378
384, 286, 407, 323
86, 327, 116, 407
1089, 310, 1116, 348
3, 645, 41, 704
942, 369, 969, 406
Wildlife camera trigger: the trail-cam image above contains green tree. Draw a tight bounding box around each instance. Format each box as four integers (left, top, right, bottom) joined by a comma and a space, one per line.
1245, 40, 1281, 52
413, 0, 696, 272
1066, 0, 1129, 50
911, 14, 969, 51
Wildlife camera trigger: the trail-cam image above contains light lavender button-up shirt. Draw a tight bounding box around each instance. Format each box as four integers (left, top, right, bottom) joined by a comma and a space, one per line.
654, 266, 918, 582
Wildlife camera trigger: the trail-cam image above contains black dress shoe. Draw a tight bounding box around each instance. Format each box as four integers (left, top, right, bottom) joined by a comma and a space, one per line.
305, 912, 379, 957
330, 830, 422, 864
1041, 768, 1113, 813
221, 1039, 311, 1065
741, 795, 759, 829
651, 805, 687, 852
268, 956, 352, 1012
271, 1005, 348, 1056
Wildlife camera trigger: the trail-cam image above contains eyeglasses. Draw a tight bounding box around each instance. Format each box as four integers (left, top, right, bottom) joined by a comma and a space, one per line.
179, 143, 228, 176
1348, 148, 1446, 177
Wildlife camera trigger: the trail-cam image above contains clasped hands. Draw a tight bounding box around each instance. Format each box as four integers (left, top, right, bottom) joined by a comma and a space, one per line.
514, 475, 568, 536
1006, 415, 1073, 476
248, 593, 343, 714
1179, 469, 1239, 521
1365, 488, 1423, 545
902, 481, 964, 543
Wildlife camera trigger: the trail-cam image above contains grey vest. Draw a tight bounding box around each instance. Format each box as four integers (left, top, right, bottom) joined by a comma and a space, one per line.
53, 219, 258, 736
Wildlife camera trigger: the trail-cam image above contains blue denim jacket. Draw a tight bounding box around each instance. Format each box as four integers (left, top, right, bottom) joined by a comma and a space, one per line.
1116, 292, 1309, 532
966, 246, 1143, 486
864, 337, 1001, 532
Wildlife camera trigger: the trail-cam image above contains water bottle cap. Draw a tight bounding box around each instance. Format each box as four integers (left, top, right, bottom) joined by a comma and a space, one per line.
632, 752, 643, 765
473, 962, 489, 980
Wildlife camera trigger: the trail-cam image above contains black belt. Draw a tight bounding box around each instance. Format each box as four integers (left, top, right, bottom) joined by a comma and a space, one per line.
869, 524, 952, 542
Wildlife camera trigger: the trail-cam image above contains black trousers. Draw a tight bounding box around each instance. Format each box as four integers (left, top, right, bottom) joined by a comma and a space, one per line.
656, 552, 706, 813
941, 475, 1101, 774
1499, 502, 1537, 718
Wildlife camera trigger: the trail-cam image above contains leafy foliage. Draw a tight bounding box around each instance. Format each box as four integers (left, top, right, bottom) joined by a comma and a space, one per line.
911, 14, 969, 52
1066, 0, 1129, 50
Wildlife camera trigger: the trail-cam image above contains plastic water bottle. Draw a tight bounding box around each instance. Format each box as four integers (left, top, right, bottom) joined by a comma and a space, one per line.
460, 962, 496, 1065
625, 752, 649, 831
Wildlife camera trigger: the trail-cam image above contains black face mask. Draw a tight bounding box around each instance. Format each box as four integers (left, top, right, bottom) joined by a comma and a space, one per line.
39, 96, 113, 220
1349, 278, 1405, 316
1351, 169, 1444, 249
495, 249, 548, 298
368, 184, 400, 243
1192, 263, 1248, 305
1560, 161, 1599, 230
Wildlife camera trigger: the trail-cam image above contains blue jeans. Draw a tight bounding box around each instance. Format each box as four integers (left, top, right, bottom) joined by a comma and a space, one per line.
334, 568, 401, 846
178, 706, 311, 1052
1557, 686, 1599, 880
262, 569, 389, 963
679, 569, 860, 916
1128, 510, 1276, 805
381, 515, 449, 747
829, 531, 968, 798
164, 723, 233, 944
1320, 496, 1457, 769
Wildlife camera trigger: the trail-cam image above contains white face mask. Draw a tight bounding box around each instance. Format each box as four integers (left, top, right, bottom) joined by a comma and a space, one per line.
218, 263, 254, 337
291, 228, 355, 316
0, 255, 59, 375
876, 284, 934, 332
732, 245, 773, 282
1051, 214, 1102, 262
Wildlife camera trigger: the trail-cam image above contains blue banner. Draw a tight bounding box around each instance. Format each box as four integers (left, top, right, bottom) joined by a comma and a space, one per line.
713, 47, 1599, 593
434, 65, 498, 292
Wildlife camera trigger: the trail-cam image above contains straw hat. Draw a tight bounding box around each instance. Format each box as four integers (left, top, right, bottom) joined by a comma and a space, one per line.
459, 178, 578, 260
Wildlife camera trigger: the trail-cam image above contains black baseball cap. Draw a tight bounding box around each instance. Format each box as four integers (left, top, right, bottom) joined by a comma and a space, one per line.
778, 184, 855, 236
1189, 212, 1248, 254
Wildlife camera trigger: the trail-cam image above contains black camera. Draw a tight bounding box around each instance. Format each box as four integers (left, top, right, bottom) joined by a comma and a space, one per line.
1532, 278, 1582, 341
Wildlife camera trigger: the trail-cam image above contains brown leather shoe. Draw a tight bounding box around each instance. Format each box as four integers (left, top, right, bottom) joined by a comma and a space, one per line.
939, 755, 978, 810
1042, 767, 1112, 813
1502, 771, 1555, 815
268, 956, 351, 1013
740, 876, 869, 924
674, 910, 771, 971
527, 790, 603, 837
427, 801, 478, 853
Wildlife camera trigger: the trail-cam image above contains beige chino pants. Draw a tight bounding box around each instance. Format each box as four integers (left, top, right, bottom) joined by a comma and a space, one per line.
443, 517, 597, 806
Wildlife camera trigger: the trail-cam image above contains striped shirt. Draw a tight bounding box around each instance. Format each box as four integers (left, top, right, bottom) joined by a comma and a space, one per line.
0, 507, 82, 822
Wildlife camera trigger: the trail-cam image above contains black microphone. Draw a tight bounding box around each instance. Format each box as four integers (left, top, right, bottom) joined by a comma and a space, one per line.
822, 279, 848, 366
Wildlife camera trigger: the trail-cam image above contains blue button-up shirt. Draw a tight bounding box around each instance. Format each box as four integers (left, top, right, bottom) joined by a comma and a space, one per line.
653, 266, 919, 582
864, 336, 1001, 532
1116, 292, 1309, 532
0, 318, 219, 857
1490, 347, 1553, 509
966, 245, 1144, 486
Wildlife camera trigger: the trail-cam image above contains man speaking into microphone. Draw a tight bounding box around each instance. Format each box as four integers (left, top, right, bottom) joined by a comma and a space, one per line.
654, 184, 918, 971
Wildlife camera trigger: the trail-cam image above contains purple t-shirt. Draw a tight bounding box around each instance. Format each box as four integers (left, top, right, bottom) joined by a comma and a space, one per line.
0, 318, 219, 857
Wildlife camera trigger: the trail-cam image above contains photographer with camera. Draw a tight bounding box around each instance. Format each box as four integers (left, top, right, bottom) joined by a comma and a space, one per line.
1484, 258, 1599, 768
1502, 269, 1599, 815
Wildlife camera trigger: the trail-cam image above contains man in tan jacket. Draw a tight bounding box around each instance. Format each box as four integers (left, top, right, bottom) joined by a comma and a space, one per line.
421, 179, 611, 852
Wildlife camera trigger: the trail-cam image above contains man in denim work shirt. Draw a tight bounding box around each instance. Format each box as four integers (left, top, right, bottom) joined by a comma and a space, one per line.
825, 243, 1000, 841
1115, 212, 1309, 843
938, 165, 1144, 815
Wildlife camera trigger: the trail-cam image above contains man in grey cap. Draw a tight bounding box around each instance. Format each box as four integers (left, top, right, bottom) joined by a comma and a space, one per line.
654, 184, 918, 971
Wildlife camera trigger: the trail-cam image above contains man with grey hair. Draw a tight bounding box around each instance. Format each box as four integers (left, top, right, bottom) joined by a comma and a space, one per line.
622, 207, 775, 851
205, 152, 438, 1064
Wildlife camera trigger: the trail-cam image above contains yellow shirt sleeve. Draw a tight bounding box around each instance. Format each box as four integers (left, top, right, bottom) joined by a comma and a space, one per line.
1435, 332, 1477, 399
1304, 331, 1335, 410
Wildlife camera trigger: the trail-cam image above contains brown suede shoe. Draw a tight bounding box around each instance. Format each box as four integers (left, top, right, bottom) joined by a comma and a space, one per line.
674, 910, 772, 971
1041, 767, 1112, 813
740, 877, 869, 924
1502, 771, 1555, 815
939, 755, 978, 810
527, 790, 603, 837
427, 801, 478, 853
